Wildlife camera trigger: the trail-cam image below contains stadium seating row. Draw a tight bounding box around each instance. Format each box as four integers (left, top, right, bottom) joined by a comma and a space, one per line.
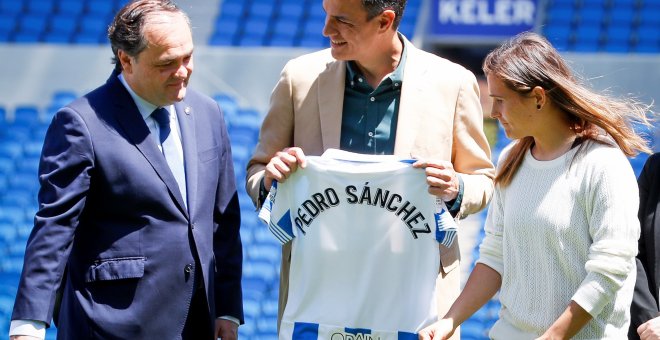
209, 0, 421, 47
0, 86, 653, 338
542, 0, 660, 52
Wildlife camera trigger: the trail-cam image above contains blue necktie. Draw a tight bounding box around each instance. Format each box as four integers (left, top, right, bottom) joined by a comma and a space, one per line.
152, 107, 187, 207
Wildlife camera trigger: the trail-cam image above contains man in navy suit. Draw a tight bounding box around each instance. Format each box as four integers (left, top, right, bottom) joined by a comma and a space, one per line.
632, 152, 660, 340
9, 1, 243, 339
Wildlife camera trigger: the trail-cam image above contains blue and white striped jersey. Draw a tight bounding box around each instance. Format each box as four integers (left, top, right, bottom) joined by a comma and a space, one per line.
259, 150, 458, 339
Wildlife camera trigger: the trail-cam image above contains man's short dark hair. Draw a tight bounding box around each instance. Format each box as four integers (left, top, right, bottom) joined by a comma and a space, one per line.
108, 0, 190, 72
362, 0, 407, 29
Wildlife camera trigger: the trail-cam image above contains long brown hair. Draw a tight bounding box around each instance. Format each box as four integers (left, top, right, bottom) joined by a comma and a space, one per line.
483, 31, 653, 187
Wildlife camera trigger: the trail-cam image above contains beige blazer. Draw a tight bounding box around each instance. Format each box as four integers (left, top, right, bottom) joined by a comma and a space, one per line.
246, 39, 495, 331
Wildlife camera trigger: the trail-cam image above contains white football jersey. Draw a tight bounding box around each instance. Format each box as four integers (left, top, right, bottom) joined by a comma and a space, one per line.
259, 150, 458, 339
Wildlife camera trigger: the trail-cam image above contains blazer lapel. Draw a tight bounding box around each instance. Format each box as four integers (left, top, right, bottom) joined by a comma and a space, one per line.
317, 59, 345, 151
174, 101, 197, 218
108, 76, 189, 218
394, 43, 426, 157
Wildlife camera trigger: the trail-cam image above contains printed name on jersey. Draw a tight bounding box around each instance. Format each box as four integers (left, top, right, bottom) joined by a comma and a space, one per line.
291, 182, 431, 239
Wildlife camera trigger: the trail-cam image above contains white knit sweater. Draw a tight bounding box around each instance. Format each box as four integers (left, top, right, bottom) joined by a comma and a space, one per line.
478, 140, 640, 340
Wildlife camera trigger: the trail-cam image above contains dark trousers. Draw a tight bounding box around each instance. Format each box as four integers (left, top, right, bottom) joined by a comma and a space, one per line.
181, 264, 213, 340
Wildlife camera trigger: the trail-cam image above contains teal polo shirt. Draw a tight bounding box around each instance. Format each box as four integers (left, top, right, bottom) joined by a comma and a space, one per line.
338, 35, 463, 215
339, 40, 406, 155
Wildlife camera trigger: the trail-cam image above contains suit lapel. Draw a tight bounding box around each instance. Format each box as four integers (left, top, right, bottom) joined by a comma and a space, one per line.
174, 101, 197, 218
394, 42, 425, 157
108, 75, 189, 218
317, 59, 345, 151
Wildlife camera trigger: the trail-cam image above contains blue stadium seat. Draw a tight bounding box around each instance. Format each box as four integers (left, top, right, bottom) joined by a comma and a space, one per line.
51, 90, 77, 108
239, 316, 256, 338
0, 141, 23, 159
12, 31, 42, 43
0, 13, 16, 36
301, 17, 325, 39
1, 188, 37, 208
213, 16, 241, 45
278, 2, 304, 21
244, 260, 278, 281
86, 0, 114, 17
13, 105, 42, 126
638, 9, 660, 26
43, 30, 71, 43
248, 243, 281, 264
0, 254, 25, 274
0, 106, 6, 123
2, 126, 32, 142
241, 17, 270, 41
545, 4, 575, 25
634, 25, 660, 52
0, 157, 13, 175
0, 0, 25, 15
306, 1, 325, 20
0, 206, 24, 224
399, 20, 415, 38
18, 13, 48, 35
574, 24, 602, 50
0, 222, 16, 243
578, 6, 606, 25
26, 0, 54, 15
272, 19, 299, 40
229, 127, 258, 152
604, 40, 630, 53
49, 14, 78, 37
269, 35, 296, 47
607, 5, 635, 25
605, 25, 631, 44
208, 31, 235, 46
8, 172, 38, 191
74, 15, 108, 44
260, 298, 278, 317
242, 296, 262, 319
243, 276, 270, 300
213, 92, 239, 120
220, 0, 246, 19
57, 0, 84, 15
238, 34, 265, 47
256, 317, 278, 335
249, 2, 275, 20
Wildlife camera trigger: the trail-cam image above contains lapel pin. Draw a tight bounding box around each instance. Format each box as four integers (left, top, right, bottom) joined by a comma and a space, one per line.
184, 107, 191, 115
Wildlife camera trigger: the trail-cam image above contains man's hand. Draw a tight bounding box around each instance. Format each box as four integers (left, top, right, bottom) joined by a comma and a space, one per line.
418, 319, 456, 340
639, 316, 660, 340
264, 147, 307, 190
412, 160, 459, 202
215, 318, 238, 340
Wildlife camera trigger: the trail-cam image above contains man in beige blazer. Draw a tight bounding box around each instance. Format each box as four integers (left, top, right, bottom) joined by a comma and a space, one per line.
246, 0, 495, 337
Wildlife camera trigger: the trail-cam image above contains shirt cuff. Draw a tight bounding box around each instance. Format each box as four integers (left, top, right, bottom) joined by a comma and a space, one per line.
9, 320, 47, 339
445, 174, 464, 217
218, 315, 240, 326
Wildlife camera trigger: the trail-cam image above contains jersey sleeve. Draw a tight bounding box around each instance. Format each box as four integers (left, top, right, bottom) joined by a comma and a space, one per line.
258, 181, 295, 244
434, 198, 458, 247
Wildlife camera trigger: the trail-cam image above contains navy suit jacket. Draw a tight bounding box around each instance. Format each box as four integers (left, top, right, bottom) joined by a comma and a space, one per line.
11, 71, 243, 339
630, 152, 660, 339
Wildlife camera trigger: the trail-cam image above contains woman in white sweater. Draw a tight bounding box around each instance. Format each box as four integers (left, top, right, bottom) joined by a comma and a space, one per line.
419, 32, 653, 340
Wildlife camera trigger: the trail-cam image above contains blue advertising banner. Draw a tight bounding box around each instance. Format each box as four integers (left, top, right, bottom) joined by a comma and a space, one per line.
430, 0, 539, 41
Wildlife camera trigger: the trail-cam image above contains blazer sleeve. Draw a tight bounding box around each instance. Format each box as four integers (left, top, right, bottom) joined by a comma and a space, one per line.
451, 70, 495, 218
11, 108, 94, 324
213, 103, 244, 322
245, 61, 296, 207
630, 153, 660, 336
